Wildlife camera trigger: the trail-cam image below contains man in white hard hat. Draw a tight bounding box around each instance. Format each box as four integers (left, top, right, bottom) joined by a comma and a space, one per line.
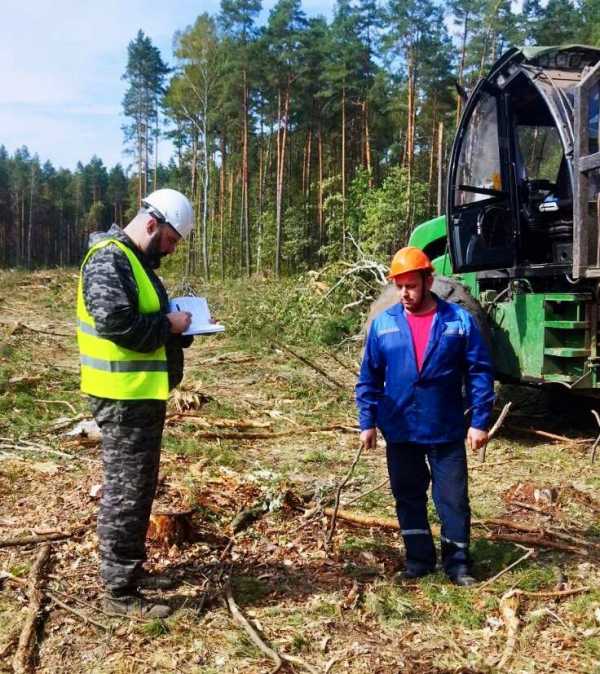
76, 188, 194, 617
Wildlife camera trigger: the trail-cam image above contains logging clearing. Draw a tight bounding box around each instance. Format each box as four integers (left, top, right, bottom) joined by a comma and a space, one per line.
0, 268, 599, 674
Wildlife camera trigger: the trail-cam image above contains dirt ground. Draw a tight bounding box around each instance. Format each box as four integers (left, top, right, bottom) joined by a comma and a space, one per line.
0, 269, 599, 674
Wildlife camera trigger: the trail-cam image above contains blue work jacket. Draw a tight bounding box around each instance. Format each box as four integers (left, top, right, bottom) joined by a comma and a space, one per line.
356, 295, 494, 444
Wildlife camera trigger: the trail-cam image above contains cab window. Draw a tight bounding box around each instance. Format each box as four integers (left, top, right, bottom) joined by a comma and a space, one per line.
455, 93, 502, 206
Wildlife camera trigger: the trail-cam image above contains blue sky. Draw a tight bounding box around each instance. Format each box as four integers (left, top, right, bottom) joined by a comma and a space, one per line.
0, 0, 334, 172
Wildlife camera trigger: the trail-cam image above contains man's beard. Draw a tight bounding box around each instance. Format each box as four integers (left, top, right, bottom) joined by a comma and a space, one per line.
146, 232, 166, 269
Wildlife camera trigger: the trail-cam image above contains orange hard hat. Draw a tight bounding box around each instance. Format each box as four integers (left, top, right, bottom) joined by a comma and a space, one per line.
388, 246, 433, 279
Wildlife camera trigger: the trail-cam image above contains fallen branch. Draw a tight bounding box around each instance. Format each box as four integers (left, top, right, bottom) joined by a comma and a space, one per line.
515, 586, 590, 599
167, 415, 271, 430
510, 500, 554, 515
590, 410, 600, 463
273, 341, 346, 390
323, 508, 400, 531
478, 547, 535, 591
498, 589, 520, 669
225, 583, 282, 674
479, 402, 512, 462
0, 439, 75, 460
484, 532, 587, 555
34, 399, 78, 414
187, 423, 358, 441
225, 583, 319, 674
326, 350, 359, 377
13, 544, 52, 674
0, 320, 71, 338
0, 627, 20, 661
46, 593, 109, 631
320, 509, 589, 554
196, 538, 234, 616
326, 444, 364, 548
504, 426, 593, 445
343, 477, 389, 508
0, 532, 73, 547
2, 571, 108, 631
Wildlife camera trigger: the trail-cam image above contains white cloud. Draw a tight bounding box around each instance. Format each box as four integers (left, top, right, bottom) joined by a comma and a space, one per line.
0, 0, 335, 170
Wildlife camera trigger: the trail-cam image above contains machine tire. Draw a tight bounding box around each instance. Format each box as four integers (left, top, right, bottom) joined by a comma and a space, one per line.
432, 275, 492, 344
364, 276, 491, 344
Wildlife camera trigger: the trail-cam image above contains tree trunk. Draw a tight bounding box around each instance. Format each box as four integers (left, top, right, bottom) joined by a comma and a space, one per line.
428, 98, 437, 214
153, 113, 159, 192
364, 99, 373, 188
456, 12, 469, 125
318, 122, 324, 256
341, 85, 346, 257
275, 86, 290, 278
220, 136, 226, 280
405, 51, 415, 232
437, 121, 444, 216
27, 163, 34, 269
242, 69, 251, 276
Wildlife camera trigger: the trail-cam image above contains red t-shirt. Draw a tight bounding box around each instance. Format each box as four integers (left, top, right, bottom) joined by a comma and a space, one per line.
405, 307, 437, 372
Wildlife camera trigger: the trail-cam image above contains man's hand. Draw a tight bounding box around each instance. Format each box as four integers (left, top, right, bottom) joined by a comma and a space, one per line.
360, 428, 377, 449
167, 311, 192, 334
466, 427, 488, 453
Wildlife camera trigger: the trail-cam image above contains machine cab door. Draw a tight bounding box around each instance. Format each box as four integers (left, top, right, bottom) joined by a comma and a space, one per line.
573, 60, 600, 278
448, 83, 515, 272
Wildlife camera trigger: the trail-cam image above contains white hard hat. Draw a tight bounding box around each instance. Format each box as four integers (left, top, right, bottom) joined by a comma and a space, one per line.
142, 188, 194, 239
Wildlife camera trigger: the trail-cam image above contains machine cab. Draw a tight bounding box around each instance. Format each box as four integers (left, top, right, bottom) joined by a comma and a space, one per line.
448, 45, 600, 279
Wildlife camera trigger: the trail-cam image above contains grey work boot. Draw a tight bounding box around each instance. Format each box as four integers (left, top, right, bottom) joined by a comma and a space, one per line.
103, 591, 172, 619
136, 571, 179, 591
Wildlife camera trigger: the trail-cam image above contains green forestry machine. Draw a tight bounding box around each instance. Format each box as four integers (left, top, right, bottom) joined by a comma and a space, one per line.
409, 45, 600, 394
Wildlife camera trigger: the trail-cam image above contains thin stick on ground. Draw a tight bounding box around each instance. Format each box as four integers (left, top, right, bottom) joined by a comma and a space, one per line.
590, 409, 600, 463
273, 341, 346, 390
343, 477, 389, 508
479, 401, 512, 462
13, 544, 51, 674
477, 547, 535, 591
0, 532, 74, 548
498, 589, 520, 669
2, 571, 109, 632
516, 586, 590, 599
326, 443, 364, 548
225, 583, 319, 674
225, 582, 282, 674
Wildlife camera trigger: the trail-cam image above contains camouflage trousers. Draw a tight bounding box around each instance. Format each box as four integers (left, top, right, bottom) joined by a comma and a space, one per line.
89, 397, 167, 593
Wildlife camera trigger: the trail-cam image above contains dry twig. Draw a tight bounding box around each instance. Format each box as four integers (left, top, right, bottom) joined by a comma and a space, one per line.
225, 583, 319, 674
479, 401, 512, 462
477, 547, 535, 591
225, 582, 282, 674
273, 341, 346, 390
343, 477, 389, 508
326, 443, 364, 548
498, 589, 520, 669
13, 544, 51, 674
589, 409, 600, 463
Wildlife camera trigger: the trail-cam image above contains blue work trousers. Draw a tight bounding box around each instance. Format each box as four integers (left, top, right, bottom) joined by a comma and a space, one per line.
386, 441, 471, 574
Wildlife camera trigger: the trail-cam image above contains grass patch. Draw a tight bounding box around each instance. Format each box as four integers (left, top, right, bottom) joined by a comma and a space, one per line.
471, 539, 525, 578
232, 575, 270, 606
364, 583, 421, 626
421, 576, 486, 628
140, 618, 170, 638
164, 436, 245, 469
302, 449, 332, 465
225, 629, 263, 660
512, 564, 557, 592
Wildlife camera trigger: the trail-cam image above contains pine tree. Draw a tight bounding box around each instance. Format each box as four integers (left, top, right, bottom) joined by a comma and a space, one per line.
122, 30, 169, 206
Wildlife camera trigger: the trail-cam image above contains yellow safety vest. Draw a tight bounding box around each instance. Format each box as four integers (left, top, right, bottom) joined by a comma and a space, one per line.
76, 239, 169, 400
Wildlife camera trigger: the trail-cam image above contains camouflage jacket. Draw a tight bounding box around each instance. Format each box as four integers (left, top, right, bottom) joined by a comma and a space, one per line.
81, 224, 191, 391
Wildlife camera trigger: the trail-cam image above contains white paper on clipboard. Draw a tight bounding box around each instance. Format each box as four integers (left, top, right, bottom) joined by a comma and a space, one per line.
169, 296, 225, 336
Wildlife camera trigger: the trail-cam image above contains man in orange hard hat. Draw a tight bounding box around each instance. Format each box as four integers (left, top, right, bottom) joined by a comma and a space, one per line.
356, 247, 494, 586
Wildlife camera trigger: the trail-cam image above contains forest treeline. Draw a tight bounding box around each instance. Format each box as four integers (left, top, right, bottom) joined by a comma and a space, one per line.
1, 0, 599, 274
